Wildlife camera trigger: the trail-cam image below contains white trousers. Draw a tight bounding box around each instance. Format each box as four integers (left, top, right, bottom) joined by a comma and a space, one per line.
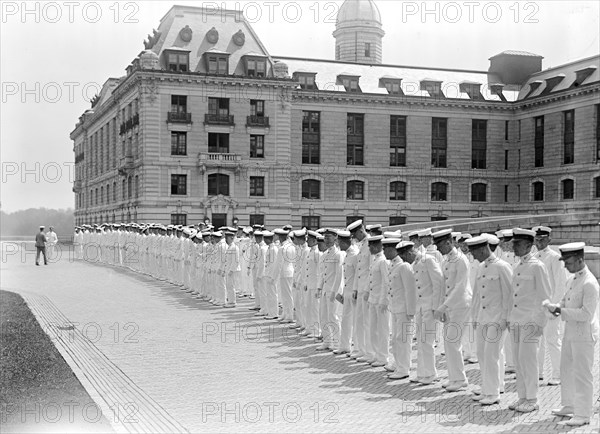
264, 277, 279, 317
443, 307, 468, 383
338, 293, 355, 351
560, 339, 596, 418
279, 276, 294, 321
391, 312, 414, 375
416, 308, 438, 379
511, 325, 541, 400
538, 317, 562, 379
319, 292, 340, 348
225, 272, 237, 304
476, 323, 506, 397
368, 303, 390, 364
353, 294, 369, 356
305, 287, 320, 336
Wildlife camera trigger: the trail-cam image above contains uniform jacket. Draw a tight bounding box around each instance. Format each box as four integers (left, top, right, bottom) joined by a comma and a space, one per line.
441, 248, 472, 311
560, 265, 599, 342
471, 254, 513, 324
387, 256, 417, 315
412, 252, 444, 311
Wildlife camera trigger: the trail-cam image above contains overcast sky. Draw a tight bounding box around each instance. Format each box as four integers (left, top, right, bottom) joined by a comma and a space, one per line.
1, 0, 598, 213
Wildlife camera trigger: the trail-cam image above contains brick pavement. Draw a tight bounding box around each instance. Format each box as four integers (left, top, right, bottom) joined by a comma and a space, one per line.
1, 243, 599, 433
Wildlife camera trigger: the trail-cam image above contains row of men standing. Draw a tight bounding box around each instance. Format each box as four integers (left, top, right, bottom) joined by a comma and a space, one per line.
73, 221, 598, 426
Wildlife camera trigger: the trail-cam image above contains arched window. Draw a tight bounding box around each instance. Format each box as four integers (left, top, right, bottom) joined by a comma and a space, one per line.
301, 179, 321, 199
100, 186, 104, 204
431, 182, 448, 201
208, 173, 229, 196
562, 178, 574, 200
347, 180, 364, 200
471, 183, 487, 202
135, 175, 139, 198
533, 181, 544, 201
389, 181, 406, 201
127, 176, 132, 199
106, 184, 110, 204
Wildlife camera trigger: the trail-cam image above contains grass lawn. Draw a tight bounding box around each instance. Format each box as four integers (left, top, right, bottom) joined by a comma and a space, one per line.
0, 290, 114, 433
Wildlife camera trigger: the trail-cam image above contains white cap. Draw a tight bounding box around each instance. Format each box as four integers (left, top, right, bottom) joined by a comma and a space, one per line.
384, 230, 402, 238
337, 230, 351, 239
432, 228, 453, 241
382, 237, 402, 246
417, 228, 432, 237
465, 235, 488, 248
367, 235, 384, 242
396, 241, 414, 250
347, 219, 363, 231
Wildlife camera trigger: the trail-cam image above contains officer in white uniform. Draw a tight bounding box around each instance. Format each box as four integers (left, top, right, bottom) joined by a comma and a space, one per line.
386, 239, 416, 380
467, 235, 513, 405
399, 242, 444, 385
316, 229, 343, 351
433, 228, 472, 392
533, 225, 567, 385
334, 230, 358, 355
507, 228, 552, 413
547, 242, 599, 427
348, 220, 373, 362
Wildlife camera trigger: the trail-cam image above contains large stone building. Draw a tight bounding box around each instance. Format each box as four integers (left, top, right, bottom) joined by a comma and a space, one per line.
71, 1, 600, 229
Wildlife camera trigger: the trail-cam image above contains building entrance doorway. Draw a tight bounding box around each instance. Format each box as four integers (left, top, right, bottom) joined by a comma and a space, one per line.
212, 213, 227, 228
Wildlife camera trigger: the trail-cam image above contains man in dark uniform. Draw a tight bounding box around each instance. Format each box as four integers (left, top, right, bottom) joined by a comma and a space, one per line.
35, 225, 47, 265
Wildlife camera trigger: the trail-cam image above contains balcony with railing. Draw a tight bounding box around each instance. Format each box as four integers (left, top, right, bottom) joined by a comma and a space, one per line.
198, 152, 242, 173
246, 115, 269, 127
118, 155, 134, 175
167, 112, 192, 123
204, 113, 235, 126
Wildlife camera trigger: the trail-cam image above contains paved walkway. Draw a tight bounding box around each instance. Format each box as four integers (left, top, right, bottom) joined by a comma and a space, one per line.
2, 242, 599, 433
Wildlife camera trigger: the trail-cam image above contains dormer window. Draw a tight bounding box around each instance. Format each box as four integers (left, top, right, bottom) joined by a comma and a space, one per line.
293, 72, 318, 90
164, 49, 190, 72
338, 74, 361, 93
244, 55, 268, 77
524, 80, 543, 98
379, 77, 403, 95
420, 80, 444, 98
490, 83, 507, 102
459, 81, 483, 100
540, 74, 565, 96
203, 49, 230, 75
573, 65, 597, 87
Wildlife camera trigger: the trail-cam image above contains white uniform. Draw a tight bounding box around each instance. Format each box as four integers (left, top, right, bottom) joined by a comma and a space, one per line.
558, 265, 599, 419
352, 238, 371, 358
263, 243, 279, 317
388, 256, 416, 376
224, 241, 240, 305
303, 245, 321, 336
272, 239, 295, 321
317, 245, 344, 349
338, 245, 358, 352
439, 248, 472, 384
536, 246, 567, 381
412, 252, 444, 380
367, 251, 391, 364
508, 252, 552, 402
472, 254, 513, 399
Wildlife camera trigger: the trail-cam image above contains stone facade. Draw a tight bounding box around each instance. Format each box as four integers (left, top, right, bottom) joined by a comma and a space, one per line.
70, 3, 600, 229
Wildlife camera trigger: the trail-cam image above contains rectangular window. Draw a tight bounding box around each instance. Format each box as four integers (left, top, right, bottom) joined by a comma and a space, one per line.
297, 74, 316, 90
347, 113, 364, 165
518, 120, 521, 141
533, 182, 544, 201
171, 214, 187, 225
171, 174, 187, 195
389, 216, 406, 226
301, 216, 321, 230
171, 132, 187, 156
517, 184, 520, 202
167, 53, 188, 72
431, 216, 448, 222
347, 181, 364, 200
249, 176, 265, 197
171, 95, 187, 114
563, 110, 574, 164
302, 111, 320, 164
431, 118, 447, 168
364, 42, 371, 58
246, 58, 266, 77
249, 214, 265, 227
562, 179, 574, 200
505, 120, 509, 141
534, 116, 544, 167
390, 115, 406, 167
208, 133, 229, 154
594, 177, 600, 198
208, 55, 228, 74
250, 135, 264, 158
471, 183, 487, 202
301, 180, 320, 200
250, 100, 265, 117
504, 185, 509, 202
504, 150, 509, 170
208, 97, 229, 117
472, 119, 487, 169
